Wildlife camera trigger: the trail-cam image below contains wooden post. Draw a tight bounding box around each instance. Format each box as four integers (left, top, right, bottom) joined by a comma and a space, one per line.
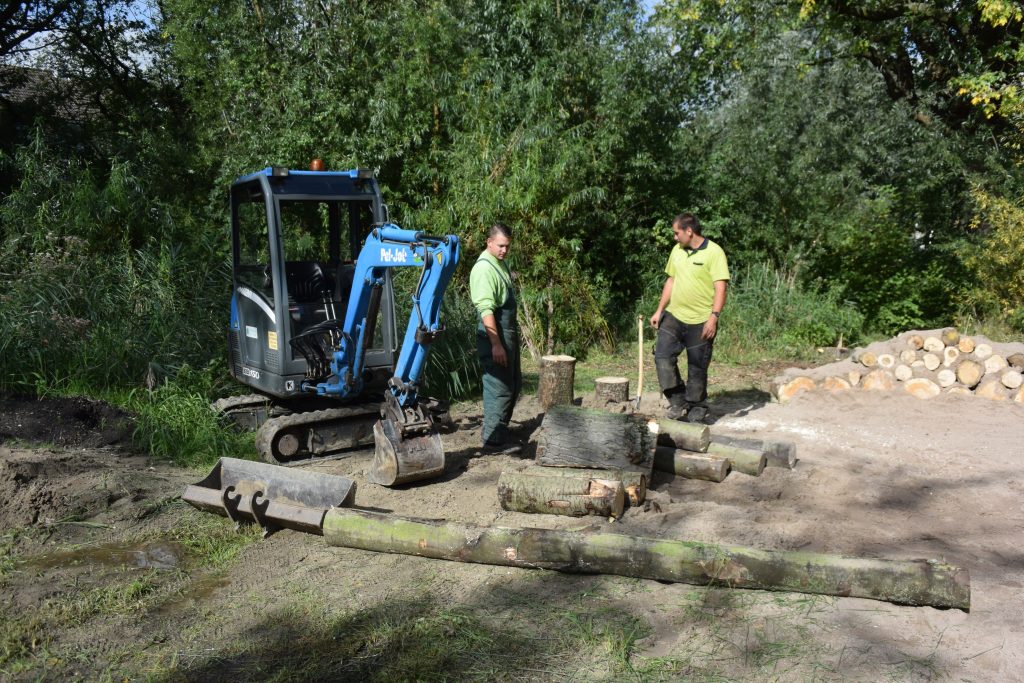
653, 447, 730, 482
497, 470, 625, 518
539, 355, 576, 409
595, 377, 629, 404
537, 405, 656, 474
322, 508, 971, 610
522, 465, 646, 506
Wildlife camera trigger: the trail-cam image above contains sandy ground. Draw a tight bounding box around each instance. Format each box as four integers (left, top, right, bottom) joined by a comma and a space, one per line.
2, 373, 1023, 680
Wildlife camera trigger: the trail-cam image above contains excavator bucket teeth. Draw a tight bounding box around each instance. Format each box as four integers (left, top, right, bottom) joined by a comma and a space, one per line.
367, 418, 445, 486
182, 457, 356, 536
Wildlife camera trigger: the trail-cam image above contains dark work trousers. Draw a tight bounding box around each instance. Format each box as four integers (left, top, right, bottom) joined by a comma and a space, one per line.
477, 287, 522, 447
654, 311, 714, 409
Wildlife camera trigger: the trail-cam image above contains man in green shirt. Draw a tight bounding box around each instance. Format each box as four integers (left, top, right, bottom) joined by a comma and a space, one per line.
649, 213, 730, 423
470, 223, 522, 452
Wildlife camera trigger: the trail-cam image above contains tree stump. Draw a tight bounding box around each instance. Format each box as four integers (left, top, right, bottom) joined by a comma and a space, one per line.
537, 405, 656, 474
538, 355, 576, 409
497, 470, 625, 518
656, 419, 710, 452
653, 447, 730, 482
594, 377, 629, 404
522, 465, 646, 506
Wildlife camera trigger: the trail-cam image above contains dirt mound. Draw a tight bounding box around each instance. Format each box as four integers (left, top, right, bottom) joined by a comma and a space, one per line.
0, 447, 162, 527
0, 395, 133, 448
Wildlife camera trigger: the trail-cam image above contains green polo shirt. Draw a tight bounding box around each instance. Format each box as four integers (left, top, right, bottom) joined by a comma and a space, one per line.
665, 238, 730, 324
470, 250, 512, 319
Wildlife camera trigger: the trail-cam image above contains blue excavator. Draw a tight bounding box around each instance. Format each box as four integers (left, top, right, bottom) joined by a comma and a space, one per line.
210, 163, 459, 486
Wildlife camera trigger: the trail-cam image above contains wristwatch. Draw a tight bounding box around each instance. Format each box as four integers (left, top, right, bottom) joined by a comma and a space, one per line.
711, 311, 721, 318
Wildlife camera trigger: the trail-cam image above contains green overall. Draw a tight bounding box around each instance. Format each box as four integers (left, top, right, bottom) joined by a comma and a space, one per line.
476, 263, 522, 447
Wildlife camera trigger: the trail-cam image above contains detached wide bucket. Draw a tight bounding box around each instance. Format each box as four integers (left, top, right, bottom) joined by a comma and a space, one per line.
367, 419, 445, 486
182, 457, 356, 536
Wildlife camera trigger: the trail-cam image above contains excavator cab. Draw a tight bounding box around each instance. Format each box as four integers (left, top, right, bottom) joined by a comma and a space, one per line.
227, 167, 397, 403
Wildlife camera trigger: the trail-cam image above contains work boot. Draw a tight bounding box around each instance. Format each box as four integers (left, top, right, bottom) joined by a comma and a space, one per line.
480, 441, 523, 455
684, 405, 708, 424
666, 404, 689, 421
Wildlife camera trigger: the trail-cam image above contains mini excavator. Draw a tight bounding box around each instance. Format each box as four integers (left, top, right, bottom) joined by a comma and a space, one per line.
206, 163, 459, 488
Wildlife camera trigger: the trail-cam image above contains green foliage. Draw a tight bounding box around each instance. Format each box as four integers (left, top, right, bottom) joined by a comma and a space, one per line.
964, 189, 1024, 331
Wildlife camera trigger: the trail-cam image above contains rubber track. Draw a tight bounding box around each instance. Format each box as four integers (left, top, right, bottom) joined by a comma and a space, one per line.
211, 393, 272, 414
255, 405, 381, 466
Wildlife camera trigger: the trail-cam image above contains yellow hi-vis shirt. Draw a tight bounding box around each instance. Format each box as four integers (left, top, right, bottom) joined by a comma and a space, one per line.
664, 238, 730, 324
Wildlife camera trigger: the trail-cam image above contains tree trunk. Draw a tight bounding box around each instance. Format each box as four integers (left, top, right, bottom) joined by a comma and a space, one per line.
538, 355, 576, 409
653, 447, 730, 482
321, 509, 970, 610
537, 405, 657, 474
594, 376, 629, 404
656, 418, 710, 452
497, 471, 625, 518
522, 465, 645, 506
709, 434, 797, 469
707, 442, 766, 476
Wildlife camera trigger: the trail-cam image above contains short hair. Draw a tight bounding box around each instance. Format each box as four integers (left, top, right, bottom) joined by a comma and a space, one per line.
488, 223, 512, 239
673, 213, 702, 236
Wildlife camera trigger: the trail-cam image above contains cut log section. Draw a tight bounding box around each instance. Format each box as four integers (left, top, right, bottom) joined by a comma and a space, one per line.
936, 369, 957, 388
657, 418, 710, 452
594, 376, 629, 404
958, 337, 976, 354
941, 328, 960, 347
537, 405, 656, 474
522, 465, 646, 506
1007, 353, 1024, 371
497, 471, 625, 518
906, 334, 924, 350
857, 351, 878, 368
975, 380, 1008, 401
847, 370, 862, 387
956, 359, 984, 388
822, 376, 851, 392
923, 336, 944, 353
861, 369, 895, 392
943, 347, 960, 367
771, 376, 816, 402
984, 355, 1007, 375
321, 508, 971, 610
1001, 370, 1023, 390
894, 364, 913, 381
922, 353, 940, 371
974, 343, 993, 361
899, 349, 918, 364
904, 378, 940, 400
710, 433, 798, 469
947, 385, 972, 396
538, 355, 576, 409
707, 442, 766, 476
654, 447, 730, 482
876, 353, 896, 370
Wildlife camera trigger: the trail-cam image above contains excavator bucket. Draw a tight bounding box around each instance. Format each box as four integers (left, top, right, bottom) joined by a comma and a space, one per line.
367, 417, 445, 486
182, 457, 356, 536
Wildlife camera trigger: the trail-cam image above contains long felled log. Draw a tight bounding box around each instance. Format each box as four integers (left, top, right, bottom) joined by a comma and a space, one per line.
497, 470, 625, 518
709, 433, 798, 469
656, 418, 710, 452
321, 508, 970, 610
522, 465, 646, 506
537, 405, 656, 474
654, 446, 730, 482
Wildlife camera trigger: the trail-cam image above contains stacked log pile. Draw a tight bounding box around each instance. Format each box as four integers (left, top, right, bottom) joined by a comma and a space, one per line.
772, 328, 1024, 403
498, 407, 796, 518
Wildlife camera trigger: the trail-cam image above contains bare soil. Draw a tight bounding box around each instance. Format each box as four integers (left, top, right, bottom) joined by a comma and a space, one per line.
2, 363, 1023, 681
